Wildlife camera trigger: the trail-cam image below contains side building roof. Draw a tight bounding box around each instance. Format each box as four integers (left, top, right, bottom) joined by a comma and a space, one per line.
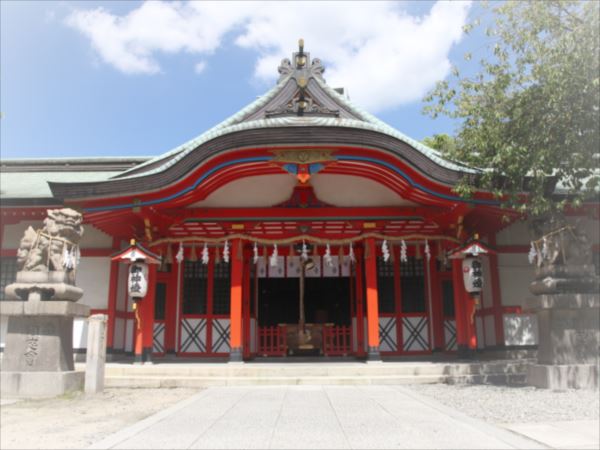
0, 157, 150, 205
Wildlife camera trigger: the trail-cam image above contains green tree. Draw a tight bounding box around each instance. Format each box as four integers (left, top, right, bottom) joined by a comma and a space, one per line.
423, 0, 599, 219
422, 133, 457, 154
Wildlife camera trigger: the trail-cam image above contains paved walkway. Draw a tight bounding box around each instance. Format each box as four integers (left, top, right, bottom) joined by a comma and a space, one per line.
89, 385, 547, 449
503, 420, 599, 450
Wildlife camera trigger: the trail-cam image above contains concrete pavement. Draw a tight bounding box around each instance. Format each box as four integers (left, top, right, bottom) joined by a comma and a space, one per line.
502, 420, 599, 449
89, 385, 548, 449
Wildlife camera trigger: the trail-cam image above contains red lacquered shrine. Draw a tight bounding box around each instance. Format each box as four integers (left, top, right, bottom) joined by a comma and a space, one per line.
3, 42, 538, 363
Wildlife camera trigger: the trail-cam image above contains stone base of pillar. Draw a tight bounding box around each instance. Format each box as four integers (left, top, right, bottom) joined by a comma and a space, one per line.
0, 299, 89, 398
229, 347, 244, 363
457, 345, 477, 360
527, 364, 599, 390
1, 371, 84, 399
134, 347, 154, 364
366, 346, 381, 363
525, 293, 599, 390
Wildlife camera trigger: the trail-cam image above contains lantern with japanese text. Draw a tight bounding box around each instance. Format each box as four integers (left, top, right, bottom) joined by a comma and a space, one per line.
128, 262, 149, 298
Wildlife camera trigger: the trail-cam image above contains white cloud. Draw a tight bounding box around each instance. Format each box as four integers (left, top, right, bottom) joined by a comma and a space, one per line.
66, 1, 470, 112
194, 61, 207, 74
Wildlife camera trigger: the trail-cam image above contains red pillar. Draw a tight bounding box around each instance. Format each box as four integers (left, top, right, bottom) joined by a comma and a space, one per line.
355, 247, 366, 357
242, 247, 252, 360
106, 260, 119, 351
229, 239, 244, 362
364, 238, 381, 361
451, 259, 477, 356
429, 255, 444, 351
164, 265, 179, 353
134, 264, 157, 363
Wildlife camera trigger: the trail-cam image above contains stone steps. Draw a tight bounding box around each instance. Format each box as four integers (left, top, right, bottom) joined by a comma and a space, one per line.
104, 373, 526, 388
96, 360, 529, 388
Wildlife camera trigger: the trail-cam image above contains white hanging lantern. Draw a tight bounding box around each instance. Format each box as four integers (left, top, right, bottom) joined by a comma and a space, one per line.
253, 242, 259, 265
223, 240, 230, 263
269, 244, 279, 267
201, 243, 209, 265
175, 242, 184, 264
128, 262, 149, 298
400, 240, 408, 263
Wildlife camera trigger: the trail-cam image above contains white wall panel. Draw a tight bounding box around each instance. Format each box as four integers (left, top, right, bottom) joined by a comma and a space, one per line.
496, 220, 531, 246
484, 315, 496, 347
476, 316, 484, 349
286, 256, 301, 278
77, 257, 110, 309
73, 318, 88, 349
2, 221, 42, 249
481, 257, 494, 308
113, 317, 125, 350
305, 256, 322, 278
498, 254, 534, 307
322, 256, 340, 277
267, 256, 285, 278
79, 225, 112, 248
125, 319, 134, 352
116, 264, 128, 311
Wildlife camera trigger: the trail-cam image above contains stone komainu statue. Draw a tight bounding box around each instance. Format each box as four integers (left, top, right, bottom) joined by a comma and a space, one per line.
529, 217, 598, 295
16, 208, 84, 278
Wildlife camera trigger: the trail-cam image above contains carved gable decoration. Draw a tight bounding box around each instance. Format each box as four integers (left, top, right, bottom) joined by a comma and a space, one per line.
265, 89, 340, 118
241, 40, 362, 123
271, 149, 335, 184
271, 149, 335, 165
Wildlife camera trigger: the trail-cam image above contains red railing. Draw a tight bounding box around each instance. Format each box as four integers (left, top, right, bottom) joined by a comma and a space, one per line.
323, 325, 352, 356
258, 325, 287, 356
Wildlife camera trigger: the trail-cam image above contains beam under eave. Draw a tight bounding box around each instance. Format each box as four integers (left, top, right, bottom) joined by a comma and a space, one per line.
162, 206, 451, 224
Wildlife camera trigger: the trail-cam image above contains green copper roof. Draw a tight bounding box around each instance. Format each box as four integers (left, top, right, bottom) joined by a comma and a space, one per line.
0, 171, 121, 199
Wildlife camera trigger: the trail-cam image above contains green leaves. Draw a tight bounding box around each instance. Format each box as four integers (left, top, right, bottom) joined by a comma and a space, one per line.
423, 0, 600, 218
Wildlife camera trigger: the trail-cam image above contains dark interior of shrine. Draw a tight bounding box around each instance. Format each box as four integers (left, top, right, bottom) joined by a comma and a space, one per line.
258, 277, 351, 327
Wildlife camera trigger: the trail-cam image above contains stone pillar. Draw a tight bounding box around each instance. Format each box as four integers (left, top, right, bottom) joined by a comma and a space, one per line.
526, 293, 599, 389
85, 314, 108, 394
364, 238, 381, 361
229, 239, 244, 362
525, 227, 600, 390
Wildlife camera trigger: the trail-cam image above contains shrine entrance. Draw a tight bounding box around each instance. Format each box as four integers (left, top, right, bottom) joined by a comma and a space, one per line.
254, 250, 356, 357
257, 275, 352, 357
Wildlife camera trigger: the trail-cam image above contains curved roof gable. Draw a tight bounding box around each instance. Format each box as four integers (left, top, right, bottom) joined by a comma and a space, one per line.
112, 42, 475, 181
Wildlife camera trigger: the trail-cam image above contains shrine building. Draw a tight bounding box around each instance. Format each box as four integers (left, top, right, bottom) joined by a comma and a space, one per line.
1, 43, 598, 363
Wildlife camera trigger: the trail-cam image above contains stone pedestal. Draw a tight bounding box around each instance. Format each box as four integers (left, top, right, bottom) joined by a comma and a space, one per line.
525, 294, 599, 389
0, 297, 90, 398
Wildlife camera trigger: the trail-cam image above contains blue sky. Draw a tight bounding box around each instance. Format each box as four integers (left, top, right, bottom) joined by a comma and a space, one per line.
1, 1, 482, 159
